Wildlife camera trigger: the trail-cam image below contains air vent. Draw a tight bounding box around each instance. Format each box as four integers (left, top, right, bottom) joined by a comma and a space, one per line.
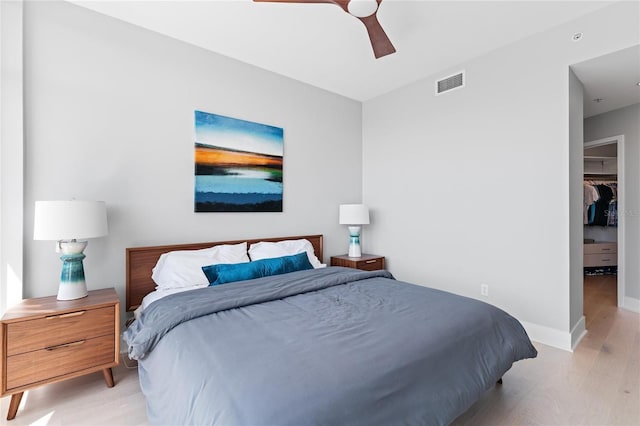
435, 71, 465, 95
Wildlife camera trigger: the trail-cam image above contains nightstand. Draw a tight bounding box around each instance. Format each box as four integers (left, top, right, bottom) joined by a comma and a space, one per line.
0, 288, 120, 420
330, 254, 385, 271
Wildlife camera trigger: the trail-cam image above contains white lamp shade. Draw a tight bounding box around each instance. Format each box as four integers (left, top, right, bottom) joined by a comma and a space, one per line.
339, 204, 370, 225
34, 200, 108, 241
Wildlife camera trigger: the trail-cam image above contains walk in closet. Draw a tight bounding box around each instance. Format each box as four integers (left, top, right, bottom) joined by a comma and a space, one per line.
583, 144, 617, 276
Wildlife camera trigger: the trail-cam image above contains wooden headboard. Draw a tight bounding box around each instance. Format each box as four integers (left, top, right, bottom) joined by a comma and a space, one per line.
125, 234, 323, 312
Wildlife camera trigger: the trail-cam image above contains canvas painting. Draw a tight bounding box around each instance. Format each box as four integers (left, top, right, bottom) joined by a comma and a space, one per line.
194, 111, 283, 212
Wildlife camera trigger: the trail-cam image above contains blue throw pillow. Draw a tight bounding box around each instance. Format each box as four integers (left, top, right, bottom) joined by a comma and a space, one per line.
202, 252, 313, 286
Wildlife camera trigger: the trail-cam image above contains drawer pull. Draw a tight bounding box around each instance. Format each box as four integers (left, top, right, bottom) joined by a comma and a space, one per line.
601, 248, 611, 251
46, 310, 86, 320
45, 340, 85, 351
601, 258, 611, 262
365, 260, 378, 264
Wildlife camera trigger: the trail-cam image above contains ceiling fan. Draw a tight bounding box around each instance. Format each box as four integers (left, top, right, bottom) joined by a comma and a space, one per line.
253, 0, 396, 59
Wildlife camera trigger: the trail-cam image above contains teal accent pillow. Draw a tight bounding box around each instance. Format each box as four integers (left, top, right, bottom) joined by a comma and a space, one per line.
202, 252, 313, 286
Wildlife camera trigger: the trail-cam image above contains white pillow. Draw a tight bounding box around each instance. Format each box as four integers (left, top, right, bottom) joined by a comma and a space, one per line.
152, 242, 249, 289
248, 239, 325, 269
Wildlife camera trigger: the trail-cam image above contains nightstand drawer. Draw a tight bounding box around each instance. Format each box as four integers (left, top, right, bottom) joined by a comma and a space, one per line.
6, 306, 115, 356
5, 334, 115, 391
355, 257, 385, 271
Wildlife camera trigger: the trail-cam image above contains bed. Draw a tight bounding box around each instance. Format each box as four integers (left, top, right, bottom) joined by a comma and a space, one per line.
124, 234, 537, 425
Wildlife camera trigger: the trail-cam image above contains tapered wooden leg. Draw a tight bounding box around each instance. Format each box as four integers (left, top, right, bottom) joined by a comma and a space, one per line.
7, 392, 23, 420
102, 368, 115, 388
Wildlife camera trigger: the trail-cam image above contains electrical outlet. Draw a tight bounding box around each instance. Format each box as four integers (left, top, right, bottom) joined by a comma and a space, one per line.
480, 284, 489, 297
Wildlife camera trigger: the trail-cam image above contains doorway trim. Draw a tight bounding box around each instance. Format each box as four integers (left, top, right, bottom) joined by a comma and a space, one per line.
584, 134, 625, 308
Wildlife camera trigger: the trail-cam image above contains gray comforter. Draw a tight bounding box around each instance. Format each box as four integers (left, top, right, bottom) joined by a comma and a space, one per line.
124, 267, 537, 426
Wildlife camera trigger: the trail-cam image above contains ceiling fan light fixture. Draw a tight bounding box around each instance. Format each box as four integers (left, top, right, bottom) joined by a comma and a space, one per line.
347, 0, 378, 18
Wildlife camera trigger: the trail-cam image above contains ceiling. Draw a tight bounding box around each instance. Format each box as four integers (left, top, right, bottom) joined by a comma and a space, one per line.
70, 0, 626, 103
572, 45, 640, 118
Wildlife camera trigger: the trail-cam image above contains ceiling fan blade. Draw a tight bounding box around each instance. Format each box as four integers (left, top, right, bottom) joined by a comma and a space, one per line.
358, 13, 396, 59
254, 0, 395, 59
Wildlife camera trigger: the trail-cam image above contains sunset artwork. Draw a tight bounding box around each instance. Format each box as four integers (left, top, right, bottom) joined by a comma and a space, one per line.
194, 111, 283, 212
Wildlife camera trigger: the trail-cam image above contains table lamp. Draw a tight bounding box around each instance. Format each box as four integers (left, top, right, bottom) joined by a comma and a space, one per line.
34, 200, 108, 300
339, 204, 370, 258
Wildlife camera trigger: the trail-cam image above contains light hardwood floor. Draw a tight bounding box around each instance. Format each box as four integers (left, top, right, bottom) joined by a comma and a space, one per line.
2, 276, 638, 425
454, 274, 639, 426
0, 360, 148, 426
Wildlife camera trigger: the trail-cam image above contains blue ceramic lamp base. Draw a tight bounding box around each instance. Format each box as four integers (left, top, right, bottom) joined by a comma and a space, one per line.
57, 241, 89, 300
347, 226, 362, 258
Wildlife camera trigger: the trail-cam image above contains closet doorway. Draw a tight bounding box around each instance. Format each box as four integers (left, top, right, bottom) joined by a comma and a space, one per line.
583, 135, 625, 324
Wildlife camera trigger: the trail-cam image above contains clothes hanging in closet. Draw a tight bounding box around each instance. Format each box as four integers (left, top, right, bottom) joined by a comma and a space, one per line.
583, 180, 617, 227
583, 182, 599, 225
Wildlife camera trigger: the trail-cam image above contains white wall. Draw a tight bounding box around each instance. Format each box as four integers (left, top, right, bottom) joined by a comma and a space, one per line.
362, 2, 639, 350
21, 1, 363, 317
584, 103, 640, 308
568, 68, 585, 347
583, 225, 617, 243
0, 0, 24, 315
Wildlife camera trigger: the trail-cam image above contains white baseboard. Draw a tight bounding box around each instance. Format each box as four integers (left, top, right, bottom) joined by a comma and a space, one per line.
520, 321, 573, 352
623, 296, 640, 313
522, 299, 637, 351
570, 316, 587, 351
